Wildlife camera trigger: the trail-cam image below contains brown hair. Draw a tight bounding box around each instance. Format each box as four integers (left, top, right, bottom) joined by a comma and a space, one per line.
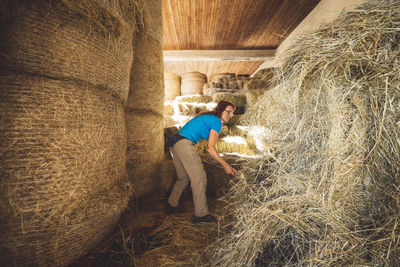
199, 100, 236, 118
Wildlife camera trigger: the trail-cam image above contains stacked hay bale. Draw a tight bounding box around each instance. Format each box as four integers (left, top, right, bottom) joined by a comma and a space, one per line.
164, 72, 181, 101
181, 71, 207, 95
0, 0, 138, 266
204, 73, 250, 96
237, 74, 251, 90
126, 0, 165, 198
213, 1, 400, 266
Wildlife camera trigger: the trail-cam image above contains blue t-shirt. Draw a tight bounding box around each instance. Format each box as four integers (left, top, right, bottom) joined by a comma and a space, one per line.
178, 114, 222, 144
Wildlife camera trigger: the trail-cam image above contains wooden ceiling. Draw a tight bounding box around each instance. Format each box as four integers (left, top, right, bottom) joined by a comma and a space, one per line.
162, 0, 321, 78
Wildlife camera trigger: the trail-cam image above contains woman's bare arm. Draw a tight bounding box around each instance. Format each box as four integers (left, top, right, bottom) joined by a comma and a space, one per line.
207, 129, 237, 176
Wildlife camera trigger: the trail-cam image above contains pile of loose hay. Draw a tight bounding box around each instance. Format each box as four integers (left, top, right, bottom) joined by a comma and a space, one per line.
246, 68, 276, 89
213, 1, 400, 266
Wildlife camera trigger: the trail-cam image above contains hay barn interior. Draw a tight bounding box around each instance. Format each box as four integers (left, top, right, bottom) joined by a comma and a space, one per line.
1, 0, 400, 266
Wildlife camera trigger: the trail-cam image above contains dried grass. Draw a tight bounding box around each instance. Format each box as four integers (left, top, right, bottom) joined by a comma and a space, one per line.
244, 88, 268, 107
212, 93, 247, 108
79, 195, 230, 267
0, 1, 144, 265
60, 0, 142, 38
126, 111, 165, 198
0, 0, 143, 103
177, 103, 212, 116
214, 1, 400, 266
196, 138, 257, 157
164, 103, 175, 116
225, 114, 242, 126
176, 95, 213, 103
164, 72, 181, 101
128, 0, 164, 115
247, 67, 276, 89
135, 214, 220, 266
195, 125, 258, 156
125, 0, 164, 198
0, 72, 131, 266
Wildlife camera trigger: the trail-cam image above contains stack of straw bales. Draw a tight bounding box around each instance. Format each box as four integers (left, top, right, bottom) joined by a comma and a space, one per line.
213, 1, 400, 266
0, 0, 139, 265
126, 0, 165, 198
204, 73, 250, 96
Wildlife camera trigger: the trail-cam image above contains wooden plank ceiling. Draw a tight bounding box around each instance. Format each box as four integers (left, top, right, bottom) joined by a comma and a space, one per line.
162, 0, 321, 78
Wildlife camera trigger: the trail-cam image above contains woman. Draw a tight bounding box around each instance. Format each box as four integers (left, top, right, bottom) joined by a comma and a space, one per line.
166, 100, 238, 223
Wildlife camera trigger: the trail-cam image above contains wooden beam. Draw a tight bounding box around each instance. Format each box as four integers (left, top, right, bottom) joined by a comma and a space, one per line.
163, 50, 275, 62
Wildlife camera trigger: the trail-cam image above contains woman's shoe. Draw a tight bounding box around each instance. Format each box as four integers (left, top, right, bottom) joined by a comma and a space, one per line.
165, 203, 186, 214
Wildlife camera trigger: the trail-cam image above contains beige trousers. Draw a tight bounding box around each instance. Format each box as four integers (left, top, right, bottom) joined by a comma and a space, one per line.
167, 139, 209, 217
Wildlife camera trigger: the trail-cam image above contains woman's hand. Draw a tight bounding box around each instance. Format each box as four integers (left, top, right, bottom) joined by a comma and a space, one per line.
208, 129, 238, 176
224, 164, 237, 176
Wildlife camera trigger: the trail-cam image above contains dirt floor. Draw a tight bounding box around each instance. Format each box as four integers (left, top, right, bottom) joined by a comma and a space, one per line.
71, 186, 228, 267
70, 156, 242, 267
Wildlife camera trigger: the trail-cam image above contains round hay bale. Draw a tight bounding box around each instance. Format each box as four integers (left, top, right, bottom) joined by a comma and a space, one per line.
158, 159, 176, 195
0, 72, 130, 266
127, 0, 163, 115
203, 82, 210, 95
141, 0, 163, 45
181, 71, 207, 96
0, 0, 137, 103
252, 68, 274, 79
164, 72, 181, 100
246, 68, 276, 90
126, 112, 164, 198
214, 1, 400, 266
244, 88, 266, 107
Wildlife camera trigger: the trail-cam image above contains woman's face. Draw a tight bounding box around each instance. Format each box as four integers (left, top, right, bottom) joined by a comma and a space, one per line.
221, 105, 235, 123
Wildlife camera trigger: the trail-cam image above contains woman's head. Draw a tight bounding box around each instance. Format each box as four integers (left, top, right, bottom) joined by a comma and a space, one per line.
214, 100, 236, 120
197, 100, 235, 123
198, 100, 236, 122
